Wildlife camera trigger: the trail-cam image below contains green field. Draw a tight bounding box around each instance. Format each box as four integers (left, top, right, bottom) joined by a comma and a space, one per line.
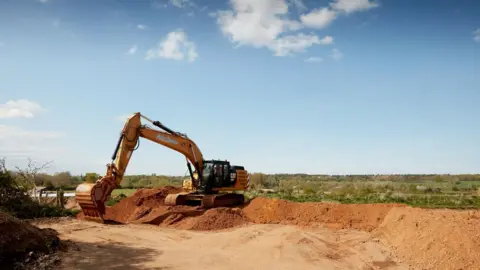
111, 189, 138, 196
102, 177, 480, 209
33, 171, 480, 210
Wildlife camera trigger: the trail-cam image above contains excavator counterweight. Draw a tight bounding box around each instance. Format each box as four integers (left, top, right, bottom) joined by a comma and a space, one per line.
75, 112, 249, 223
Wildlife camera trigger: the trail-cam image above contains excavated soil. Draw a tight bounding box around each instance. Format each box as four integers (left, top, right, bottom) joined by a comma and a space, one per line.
375, 207, 480, 270
94, 187, 403, 232
102, 186, 184, 224
74, 187, 480, 269
242, 197, 404, 231
0, 211, 61, 267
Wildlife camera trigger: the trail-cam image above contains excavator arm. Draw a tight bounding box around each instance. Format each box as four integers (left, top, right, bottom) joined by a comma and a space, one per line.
75, 112, 205, 222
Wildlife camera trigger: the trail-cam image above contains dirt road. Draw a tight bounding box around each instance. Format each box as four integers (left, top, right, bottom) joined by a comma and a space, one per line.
35, 218, 406, 270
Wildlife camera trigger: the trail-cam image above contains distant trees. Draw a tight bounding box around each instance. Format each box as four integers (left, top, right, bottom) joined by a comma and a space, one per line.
2, 157, 480, 192
84, 173, 100, 183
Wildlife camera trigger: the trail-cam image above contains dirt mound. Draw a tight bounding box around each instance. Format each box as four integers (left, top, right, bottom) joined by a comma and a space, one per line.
103, 186, 183, 223
96, 188, 404, 232
242, 197, 403, 231
102, 190, 402, 232
131, 206, 248, 231
376, 206, 480, 270
172, 207, 249, 231
0, 211, 61, 267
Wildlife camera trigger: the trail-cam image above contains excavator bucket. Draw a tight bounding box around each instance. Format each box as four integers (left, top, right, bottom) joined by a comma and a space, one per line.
164, 192, 244, 208
75, 183, 106, 223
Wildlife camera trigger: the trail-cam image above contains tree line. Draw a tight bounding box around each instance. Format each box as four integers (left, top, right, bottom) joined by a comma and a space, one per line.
3, 157, 479, 191
10, 170, 480, 192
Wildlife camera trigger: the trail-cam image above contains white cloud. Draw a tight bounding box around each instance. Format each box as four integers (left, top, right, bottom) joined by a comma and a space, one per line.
0, 100, 46, 119
169, 0, 194, 8
39, 0, 48, 3
331, 48, 344, 60
209, 0, 336, 56
330, 0, 378, 14
211, 0, 379, 57
214, 0, 335, 57
300, 7, 337, 29
0, 125, 65, 160
304, 56, 323, 63
474, 28, 480, 43
127, 44, 138, 55
215, 0, 300, 48
152, 1, 168, 9
145, 30, 198, 62
0, 125, 64, 140
319, 35, 333, 44
137, 24, 148, 30
153, 0, 204, 14
289, 0, 307, 12
270, 34, 333, 56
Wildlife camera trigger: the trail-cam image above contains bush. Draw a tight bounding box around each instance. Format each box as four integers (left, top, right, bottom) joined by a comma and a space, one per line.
106, 193, 127, 206
0, 160, 75, 219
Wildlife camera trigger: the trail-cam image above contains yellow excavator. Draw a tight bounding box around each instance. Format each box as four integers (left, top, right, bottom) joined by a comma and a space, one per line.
75, 112, 249, 223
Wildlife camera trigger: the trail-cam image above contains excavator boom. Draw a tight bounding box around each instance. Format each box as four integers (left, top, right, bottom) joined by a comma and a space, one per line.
75, 112, 247, 223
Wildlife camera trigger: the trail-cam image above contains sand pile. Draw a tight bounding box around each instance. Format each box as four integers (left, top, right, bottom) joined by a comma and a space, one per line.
242, 197, 403, 231
100, 188, 402, 232
102, 186, 248, 231
103, 186, 184, 223
0, 211, 60, 266
172, 208, 248, 231
376, 206, 480, 270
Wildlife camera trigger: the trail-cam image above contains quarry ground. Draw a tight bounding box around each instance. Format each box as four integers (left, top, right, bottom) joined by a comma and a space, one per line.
27, 187, 480, 269
34, 218, 405, 270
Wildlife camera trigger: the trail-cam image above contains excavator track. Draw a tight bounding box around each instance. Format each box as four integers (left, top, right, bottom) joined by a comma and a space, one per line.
164, 192, 189, 206
164, 192, 244, 208
201, 193, 245, 208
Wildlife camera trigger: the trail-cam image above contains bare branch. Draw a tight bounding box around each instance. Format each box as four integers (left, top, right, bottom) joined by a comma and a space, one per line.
13, 158, 54, 200
0, 157, 6, 173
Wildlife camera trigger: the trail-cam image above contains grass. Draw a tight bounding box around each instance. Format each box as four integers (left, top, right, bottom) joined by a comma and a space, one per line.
244, 192, 480, 209
111, 189, 137, 196
69, 179, 480, 210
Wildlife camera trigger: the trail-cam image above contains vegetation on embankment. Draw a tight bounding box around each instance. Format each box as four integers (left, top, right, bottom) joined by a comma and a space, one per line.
0, 158, 78, 219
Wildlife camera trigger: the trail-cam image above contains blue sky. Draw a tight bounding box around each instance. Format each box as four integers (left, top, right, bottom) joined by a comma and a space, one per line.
0, 0, 479, 176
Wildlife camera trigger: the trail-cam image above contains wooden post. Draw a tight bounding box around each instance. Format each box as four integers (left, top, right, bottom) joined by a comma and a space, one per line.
59, 189, 64, 208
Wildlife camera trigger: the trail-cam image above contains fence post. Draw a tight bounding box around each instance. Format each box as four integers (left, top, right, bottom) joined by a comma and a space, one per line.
59, 189, 64, 208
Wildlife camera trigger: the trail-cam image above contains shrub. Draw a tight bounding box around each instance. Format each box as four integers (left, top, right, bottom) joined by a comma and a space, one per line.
0, 159, 76, 219
106, 193, 127, 206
